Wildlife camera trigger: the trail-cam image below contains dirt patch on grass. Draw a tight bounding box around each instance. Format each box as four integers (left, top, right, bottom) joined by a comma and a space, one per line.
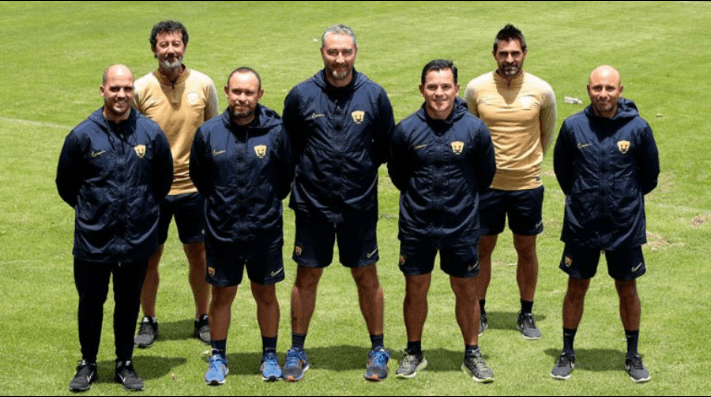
646, 232, 671, 251
690, 213, 711, 228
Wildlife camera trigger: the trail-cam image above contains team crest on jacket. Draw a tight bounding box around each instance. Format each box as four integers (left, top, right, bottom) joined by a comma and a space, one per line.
254, 145, 267, 159
134, 145, 146, 159
451, 141, 464, 155
295, 246, 302, 256
351, 110, 365, 124
564, 256, 573, 267
617, 140, 631, 154
208, 267, 216, 277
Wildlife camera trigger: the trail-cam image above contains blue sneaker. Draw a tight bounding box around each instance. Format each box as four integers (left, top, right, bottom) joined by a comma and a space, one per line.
283, 349, 309, 382
205, 355, 228, 386
364, 348, 390, 381
260, 352, 282, 382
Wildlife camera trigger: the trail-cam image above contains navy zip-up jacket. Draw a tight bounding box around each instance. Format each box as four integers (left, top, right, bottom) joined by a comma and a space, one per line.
56, 108, 173, 263
554, 98, 660, 249
190, 105, 294, 249
283, 69, 395, 223
388, 98, 496, 245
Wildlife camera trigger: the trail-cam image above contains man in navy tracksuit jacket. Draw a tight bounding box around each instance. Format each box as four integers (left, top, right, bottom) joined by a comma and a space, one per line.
57, 65, 173, 392
280, 25, 395, 382
550, 66, 659, 383
387, 60, 496, 382
190, 68, 294, 384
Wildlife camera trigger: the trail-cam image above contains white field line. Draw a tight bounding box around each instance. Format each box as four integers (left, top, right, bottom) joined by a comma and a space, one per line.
0, 116, 73, 131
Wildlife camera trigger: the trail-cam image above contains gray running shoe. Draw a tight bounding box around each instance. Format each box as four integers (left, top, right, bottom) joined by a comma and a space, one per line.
550, 351, 575, 380
115, 360, 144, 391
134, 316, 159, 348
194, 314, 210, 344
517, 312, 542, 340
461, 351, 494, 383
478, 313, 488, 336
625, 354, 651, 383
69, 360, 97, 392
395, 349, 428, 379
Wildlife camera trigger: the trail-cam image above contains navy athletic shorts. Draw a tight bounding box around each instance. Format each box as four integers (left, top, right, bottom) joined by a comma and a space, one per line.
398, 239, 480, 278
559, 245, 646, 281
205, 241, 285, 287
157, 193, 205, 245
479, 186, 544, 236
292, 207, 379, 268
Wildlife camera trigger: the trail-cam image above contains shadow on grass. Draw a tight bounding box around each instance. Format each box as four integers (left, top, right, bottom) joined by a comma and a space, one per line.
484, 311, 548, 332
153, 319, 200, 342
94, 355, 188, 383
544, 348, 629, 372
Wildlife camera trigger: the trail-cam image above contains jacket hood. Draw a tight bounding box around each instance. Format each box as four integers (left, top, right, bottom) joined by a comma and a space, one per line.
585, 98, 639, 122
221, 104, 282, 132
312, 68, 366, 91
87, 107, 140, 130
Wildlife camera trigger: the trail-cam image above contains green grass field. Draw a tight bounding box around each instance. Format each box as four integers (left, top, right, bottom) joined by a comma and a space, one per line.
1, 1, 710, 395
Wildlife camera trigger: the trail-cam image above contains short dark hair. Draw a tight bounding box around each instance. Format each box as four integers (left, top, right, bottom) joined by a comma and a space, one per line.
493, 24, 526, 52
226, 67, 262, 90
421, 59, 458, 85
150, 20, 189, 47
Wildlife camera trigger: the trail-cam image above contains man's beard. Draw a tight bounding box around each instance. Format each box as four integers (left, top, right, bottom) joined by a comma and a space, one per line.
160, 56, 183, 70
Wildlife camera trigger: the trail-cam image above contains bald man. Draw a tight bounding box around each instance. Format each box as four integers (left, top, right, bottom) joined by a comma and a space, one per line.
57, 65, 173, 392
550, 65, 659, 383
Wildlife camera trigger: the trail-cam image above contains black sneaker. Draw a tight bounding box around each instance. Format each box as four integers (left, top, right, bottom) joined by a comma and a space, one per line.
461, 351, 494, 383
517, 312, 542, 340
134, 317, 159, 348
478, 313, 488, 336
69, 360, 97, 392
115, 360, 144, 391
550, 351, 575, 380
194, 314, 210, 344
625, 354, 651, 383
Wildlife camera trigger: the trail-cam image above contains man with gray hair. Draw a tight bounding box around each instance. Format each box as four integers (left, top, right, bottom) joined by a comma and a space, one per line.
281, 24, 395, 382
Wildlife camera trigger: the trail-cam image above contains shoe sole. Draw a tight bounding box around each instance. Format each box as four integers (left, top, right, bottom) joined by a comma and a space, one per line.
395, 358, 428, 379
460, 363, 494, 383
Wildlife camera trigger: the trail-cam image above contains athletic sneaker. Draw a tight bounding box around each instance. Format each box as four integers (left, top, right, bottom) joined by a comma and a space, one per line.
517, 312, 542, 340
283, 348, 310, 382
550, 351, 576, 380
194, 314, 210, 344
461, 351, 494, 383
115, 360, 144, 391
478, 313, 489, 336
260, 352, 282, 382
395, 349, 428, 379
69, 360, 97, 392
205, 354, 229, 386
364, 347, 390, 381
134, 316, 159, 348
625, 354, 651, 383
